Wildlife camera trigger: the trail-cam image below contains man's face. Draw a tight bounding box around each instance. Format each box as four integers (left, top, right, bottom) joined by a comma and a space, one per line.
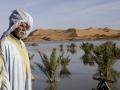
12, 22, 29, 39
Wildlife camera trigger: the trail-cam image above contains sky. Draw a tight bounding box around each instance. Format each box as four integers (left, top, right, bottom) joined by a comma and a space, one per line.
0, 0, 120, 36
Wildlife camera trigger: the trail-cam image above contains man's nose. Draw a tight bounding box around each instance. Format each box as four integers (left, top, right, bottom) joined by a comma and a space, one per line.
22, 27, 27, 31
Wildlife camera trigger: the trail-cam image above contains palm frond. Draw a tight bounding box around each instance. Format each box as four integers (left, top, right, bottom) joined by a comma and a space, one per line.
35, 63, 50, 79
38, 51, 50, 70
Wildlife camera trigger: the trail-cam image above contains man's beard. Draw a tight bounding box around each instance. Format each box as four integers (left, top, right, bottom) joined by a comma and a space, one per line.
19, 31, 26, 39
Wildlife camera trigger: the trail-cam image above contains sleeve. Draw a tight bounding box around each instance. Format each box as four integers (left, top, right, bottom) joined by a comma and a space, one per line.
0, 41, 11, 90
0, 58, 10, 90
0, 41, 9, 72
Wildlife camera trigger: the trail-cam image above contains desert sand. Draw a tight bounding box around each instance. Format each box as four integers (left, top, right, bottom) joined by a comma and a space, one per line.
24, 27, 120, 43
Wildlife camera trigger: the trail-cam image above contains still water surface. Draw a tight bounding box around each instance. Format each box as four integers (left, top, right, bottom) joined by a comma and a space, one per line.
27, 40, 120, 90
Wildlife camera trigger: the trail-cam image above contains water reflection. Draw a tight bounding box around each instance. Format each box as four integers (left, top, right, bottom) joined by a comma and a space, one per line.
44, 83, 57, 90
60, 66, 71, 79
81, 53, 95, 66
59, 52, 71, 79
29, 41, 120, 90
92, 69, 119, 90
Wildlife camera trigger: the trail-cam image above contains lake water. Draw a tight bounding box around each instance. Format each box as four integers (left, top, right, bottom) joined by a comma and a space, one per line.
27, 40, 120, 90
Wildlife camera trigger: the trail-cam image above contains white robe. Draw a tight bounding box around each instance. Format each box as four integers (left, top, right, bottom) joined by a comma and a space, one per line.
0, 53, 10, 90
0, 35, 31, 90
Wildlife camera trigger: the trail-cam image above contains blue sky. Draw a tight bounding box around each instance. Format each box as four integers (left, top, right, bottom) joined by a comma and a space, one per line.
0, 0, 120, 36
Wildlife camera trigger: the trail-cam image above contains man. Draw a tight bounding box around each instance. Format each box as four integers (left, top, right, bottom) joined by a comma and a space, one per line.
0, 9, 33, 90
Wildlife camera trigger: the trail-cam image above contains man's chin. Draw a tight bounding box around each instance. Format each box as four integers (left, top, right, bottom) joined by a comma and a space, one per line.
19, 35, 26, 39
19, 33, 27, 39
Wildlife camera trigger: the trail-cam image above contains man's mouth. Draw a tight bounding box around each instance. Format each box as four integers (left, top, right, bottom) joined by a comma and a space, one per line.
20, 31, 26, 35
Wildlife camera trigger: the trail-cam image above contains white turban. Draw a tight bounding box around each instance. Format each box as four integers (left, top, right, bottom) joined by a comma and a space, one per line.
1, 9, 33, 38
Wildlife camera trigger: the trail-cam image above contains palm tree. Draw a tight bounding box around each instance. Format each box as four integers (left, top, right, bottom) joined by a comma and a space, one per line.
28, 53, 35, 80
44, 83, 57, 90
81, 42, 120, 90
67, 43, 77, 54
28, 53, 35, 61
81, 42, 95, 66
59, 52, 71, 66
36, 48, 60, 83
93, 42, 120, 80
80, 42, 94, 54
59, 44, 64, 52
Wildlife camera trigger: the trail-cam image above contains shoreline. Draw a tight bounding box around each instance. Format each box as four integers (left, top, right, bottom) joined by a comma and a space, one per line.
25, 38, 120, 45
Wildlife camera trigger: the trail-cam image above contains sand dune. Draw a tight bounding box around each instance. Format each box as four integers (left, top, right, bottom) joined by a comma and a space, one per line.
24, 27, 120, 42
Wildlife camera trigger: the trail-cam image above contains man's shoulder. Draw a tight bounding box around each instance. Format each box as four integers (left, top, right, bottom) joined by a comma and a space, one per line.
0, 35, 11, 45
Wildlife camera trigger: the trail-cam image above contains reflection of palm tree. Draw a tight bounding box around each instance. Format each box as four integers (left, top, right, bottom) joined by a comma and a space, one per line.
44, 83, 57, 90
59, 52, 71, 79
67, 43, 77, 54
60, 66, 71, 79
36, 48, 60, 83
92, 69, 120, 90
82, 53, 95, 66
92, 78, 113, 90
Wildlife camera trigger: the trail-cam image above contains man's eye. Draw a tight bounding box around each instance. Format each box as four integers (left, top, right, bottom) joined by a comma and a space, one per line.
20, 25, 24, 27
20, 25, 27, 28
20, 23, 29, 29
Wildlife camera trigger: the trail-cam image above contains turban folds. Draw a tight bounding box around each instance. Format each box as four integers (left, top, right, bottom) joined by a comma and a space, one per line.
2, 9, 33, 38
